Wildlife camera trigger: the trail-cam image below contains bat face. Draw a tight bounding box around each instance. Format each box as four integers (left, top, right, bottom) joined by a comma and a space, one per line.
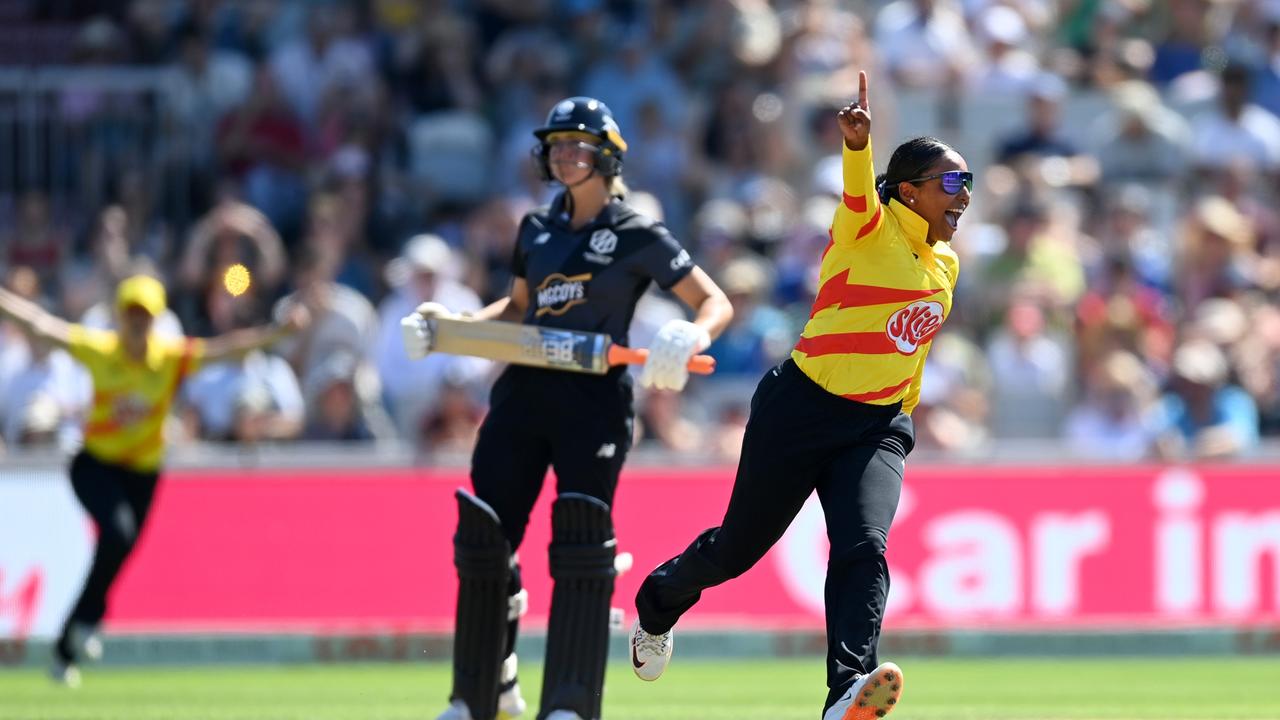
431, 318, 611, 374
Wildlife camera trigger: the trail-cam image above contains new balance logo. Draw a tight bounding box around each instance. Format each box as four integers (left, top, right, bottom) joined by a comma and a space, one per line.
669, 249, 692, 271
596, 443, 617, 459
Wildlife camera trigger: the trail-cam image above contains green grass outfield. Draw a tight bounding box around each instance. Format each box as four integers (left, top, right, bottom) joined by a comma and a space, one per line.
2, 658, 1279, 720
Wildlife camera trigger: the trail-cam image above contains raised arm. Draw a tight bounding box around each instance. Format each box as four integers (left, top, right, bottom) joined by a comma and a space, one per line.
177, 210, 220, 288
178, 203, 287, 290
202, 303, 309, 364
0, 285, 73, 350
832, 71, 884, 246
231, 204, 287, 289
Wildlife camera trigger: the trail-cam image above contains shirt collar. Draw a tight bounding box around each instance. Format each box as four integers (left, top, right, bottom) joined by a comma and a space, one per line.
887, 198, 934, 257
551, 191, 622, 230
116, 334, 165, 371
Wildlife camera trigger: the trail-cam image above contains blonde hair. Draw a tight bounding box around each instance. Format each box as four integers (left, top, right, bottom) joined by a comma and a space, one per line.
607, 175, 628, 199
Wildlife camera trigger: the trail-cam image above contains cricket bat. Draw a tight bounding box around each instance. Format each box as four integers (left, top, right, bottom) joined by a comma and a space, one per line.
429, 317, 716, 376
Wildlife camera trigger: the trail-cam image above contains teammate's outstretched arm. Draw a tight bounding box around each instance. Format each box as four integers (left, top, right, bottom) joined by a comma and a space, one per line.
202, 303, 310, 363
0, 284, 74, 350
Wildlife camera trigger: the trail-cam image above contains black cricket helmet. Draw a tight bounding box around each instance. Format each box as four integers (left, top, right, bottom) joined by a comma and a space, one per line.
532, 96, 628, 180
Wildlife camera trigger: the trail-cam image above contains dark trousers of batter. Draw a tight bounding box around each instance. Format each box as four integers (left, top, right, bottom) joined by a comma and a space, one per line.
469, 366, 633, 717
472, 366, 633, 550
56, 450, 159, 664
635, 358, 913, 712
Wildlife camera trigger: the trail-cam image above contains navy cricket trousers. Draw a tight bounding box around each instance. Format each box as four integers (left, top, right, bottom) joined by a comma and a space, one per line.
635, 358, 913, 712
56, 450, 159, 663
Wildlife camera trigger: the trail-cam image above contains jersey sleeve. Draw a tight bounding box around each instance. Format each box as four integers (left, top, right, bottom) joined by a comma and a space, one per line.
633, 223, 695, 290
831, 139, 885, 247
65, 325, 116, 371
510, 218, 531, 279
156, 336, 206, 386
181, 337, 208, 378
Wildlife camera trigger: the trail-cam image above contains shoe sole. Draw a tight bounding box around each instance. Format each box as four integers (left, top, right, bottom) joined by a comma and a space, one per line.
840, 662, 903, 720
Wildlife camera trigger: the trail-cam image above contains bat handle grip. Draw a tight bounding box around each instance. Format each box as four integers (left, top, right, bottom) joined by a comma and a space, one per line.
607, 346, 717, 375
687, 354, 717, 374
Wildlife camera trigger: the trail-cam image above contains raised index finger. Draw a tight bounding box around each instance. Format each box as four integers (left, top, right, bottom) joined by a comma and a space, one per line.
858, 70, 869, 111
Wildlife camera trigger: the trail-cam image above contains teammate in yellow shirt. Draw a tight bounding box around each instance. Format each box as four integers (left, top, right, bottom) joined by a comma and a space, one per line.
0, 274, 308, 687
629, 73, 971, 720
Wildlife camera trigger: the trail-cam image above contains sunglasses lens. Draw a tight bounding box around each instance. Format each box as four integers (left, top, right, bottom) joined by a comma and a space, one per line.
941, 172, 973, 194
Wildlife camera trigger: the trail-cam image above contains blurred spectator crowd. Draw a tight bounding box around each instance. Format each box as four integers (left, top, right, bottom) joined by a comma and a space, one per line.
1, 0, 1279, 463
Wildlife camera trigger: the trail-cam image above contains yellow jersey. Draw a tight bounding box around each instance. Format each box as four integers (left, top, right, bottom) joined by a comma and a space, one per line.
792, 140, 959, 414
66, 326, 206, 472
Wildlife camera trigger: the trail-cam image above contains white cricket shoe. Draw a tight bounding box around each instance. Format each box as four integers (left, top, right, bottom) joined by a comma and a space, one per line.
49, 660, 82, 688
433, 687, 526, 720
542, 711, 583, 720
823, 662, 904, 720
497, 685, 527, 718
433, 699, 470, 720
69, 623, 103, 662
497, 651, 527, 719
434, 654, 527, 720
432, 691, 527, 717
629, 619, 673, 681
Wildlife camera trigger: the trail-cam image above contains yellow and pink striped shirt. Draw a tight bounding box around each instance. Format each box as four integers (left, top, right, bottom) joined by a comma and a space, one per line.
67, 326, 205, 472
792, 139, 959, 414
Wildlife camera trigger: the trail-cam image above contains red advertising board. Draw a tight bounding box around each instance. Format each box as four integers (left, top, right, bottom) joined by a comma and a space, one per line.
3, 464, 1279, 637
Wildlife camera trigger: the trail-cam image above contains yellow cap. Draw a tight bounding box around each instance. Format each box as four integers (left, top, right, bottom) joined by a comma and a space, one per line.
115, 274, 167, 317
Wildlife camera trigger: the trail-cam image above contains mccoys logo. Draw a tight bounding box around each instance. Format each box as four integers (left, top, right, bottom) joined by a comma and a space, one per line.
536, 272, 591, 316
584, 229, 617, 265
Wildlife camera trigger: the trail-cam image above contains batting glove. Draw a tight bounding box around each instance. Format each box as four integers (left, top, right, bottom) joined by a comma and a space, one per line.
400, 302, 456, 360
639, 319, 711, 392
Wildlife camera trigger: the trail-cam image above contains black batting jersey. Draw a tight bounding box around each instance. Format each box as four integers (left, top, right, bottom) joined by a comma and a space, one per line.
511, 193, 694, 346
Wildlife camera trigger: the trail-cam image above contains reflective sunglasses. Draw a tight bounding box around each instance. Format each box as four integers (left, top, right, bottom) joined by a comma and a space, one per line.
906, 170, 974, 195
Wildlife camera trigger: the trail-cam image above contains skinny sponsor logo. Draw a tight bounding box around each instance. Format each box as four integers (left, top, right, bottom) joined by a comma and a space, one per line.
886, 301, 944, 354
111, 394, 151, 426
